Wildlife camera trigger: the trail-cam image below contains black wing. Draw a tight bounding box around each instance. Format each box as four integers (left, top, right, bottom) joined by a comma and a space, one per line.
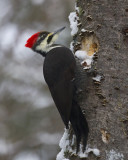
43, 47, 76, 128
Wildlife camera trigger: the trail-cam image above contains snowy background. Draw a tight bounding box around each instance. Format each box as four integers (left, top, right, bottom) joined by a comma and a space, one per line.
0, 0, 75, 160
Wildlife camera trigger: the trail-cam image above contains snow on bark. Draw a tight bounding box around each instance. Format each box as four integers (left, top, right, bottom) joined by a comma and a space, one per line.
56, 129, 100, 160
68, 12, 78, 36
75, 50, 96, 69
92, 75, 102, 82
106, 150, 124, 160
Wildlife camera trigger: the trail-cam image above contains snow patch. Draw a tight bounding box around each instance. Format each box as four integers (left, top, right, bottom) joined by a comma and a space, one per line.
93, 148, 100, 156
75, 50, 87, 60
57, 149, 66, 160
106, 150, 124, 160
75, 50, 95, 69
59, 129, 70, 150
81, 28, 87, 32
57, 129, 100, 160
92, 75, 102, 82
78, 146, 100, 158
56, 129, 71, 160
68, 12, 78, 36
70, 42, 74, 52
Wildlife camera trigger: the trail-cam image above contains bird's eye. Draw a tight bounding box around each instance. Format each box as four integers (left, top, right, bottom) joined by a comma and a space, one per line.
47, 35, 53, 43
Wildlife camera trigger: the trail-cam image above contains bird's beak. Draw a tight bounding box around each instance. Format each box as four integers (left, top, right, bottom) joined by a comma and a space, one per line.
53, 26, 66, 36
47, 27, 66, 45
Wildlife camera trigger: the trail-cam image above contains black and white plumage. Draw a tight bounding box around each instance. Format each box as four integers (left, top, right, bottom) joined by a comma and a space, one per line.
25, 27, 89, 152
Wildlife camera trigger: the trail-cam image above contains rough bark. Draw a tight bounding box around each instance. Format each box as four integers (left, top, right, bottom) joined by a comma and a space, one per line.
59, 0, 128, 160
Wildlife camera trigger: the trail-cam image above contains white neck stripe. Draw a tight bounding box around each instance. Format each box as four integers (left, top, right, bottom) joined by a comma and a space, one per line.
48, 45, 62, 51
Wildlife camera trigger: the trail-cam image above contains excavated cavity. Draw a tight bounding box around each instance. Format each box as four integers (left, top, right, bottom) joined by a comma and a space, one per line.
81, 32, 99, 56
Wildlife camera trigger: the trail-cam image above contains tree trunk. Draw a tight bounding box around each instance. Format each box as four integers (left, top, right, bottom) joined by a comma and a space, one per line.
57, 0, 128, 159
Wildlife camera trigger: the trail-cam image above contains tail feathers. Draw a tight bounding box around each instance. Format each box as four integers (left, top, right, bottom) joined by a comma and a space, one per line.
80, 109, 89, 152
70, 109, 81, 153
70, 100, 89, 153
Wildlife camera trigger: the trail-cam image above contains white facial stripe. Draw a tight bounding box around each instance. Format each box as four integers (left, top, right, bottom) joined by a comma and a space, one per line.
36, 37, 47, 51
49, 34, 58, 45
36, 34, 59, 53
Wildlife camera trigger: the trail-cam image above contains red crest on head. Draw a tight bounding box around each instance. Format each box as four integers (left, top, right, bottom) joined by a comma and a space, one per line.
25, 32, 40, 48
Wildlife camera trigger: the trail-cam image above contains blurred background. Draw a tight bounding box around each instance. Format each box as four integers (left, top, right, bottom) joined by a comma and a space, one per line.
0, 0, 75, 159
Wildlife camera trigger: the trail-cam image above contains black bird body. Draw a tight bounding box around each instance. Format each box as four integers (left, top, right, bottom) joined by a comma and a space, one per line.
43, 47, 76, 128
25, 27, 89, 152
43, 46, 89, 152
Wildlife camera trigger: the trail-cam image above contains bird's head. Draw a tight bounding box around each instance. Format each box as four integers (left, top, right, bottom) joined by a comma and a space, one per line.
25, 27, 65, 56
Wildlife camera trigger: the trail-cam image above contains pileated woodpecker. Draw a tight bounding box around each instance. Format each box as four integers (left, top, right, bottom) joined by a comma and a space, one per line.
25, 27, 89, 152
